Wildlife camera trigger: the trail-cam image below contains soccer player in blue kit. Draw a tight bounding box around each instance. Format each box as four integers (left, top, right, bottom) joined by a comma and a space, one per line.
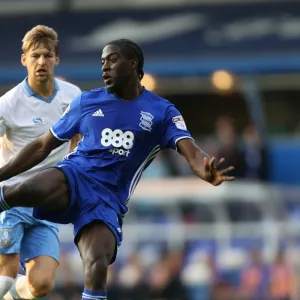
0, 39, 234, 299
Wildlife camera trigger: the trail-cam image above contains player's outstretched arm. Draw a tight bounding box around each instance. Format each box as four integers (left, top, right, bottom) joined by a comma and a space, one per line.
177, 138, 235, 186
0, 131, 64, 182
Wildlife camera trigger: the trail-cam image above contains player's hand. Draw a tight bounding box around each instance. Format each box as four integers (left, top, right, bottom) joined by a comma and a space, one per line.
204, 157, 235, 186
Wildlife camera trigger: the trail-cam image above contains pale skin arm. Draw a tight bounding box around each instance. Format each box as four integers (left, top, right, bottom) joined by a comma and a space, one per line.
177, 138, 235, 186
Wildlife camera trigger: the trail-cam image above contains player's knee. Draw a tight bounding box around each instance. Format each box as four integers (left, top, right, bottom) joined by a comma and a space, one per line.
28, 274, 54, 298
84, 255, 109, 288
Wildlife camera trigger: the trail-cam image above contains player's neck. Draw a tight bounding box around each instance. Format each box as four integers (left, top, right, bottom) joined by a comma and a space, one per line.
27, 77, 55, 99
115, 80, 143, 101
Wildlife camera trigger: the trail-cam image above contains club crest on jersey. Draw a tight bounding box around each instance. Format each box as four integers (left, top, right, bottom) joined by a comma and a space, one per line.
172, 115, 187, 130
139, 111, 154, 132
0, 228, 13, 247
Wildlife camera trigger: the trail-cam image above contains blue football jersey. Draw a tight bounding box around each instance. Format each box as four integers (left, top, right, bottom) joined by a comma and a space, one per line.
50, 88, 193, 214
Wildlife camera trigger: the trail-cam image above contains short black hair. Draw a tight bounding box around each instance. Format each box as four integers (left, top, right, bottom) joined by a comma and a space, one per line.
107, 39, 144, 80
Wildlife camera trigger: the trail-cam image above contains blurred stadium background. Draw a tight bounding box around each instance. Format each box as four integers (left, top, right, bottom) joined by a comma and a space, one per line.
1, 0, 300, 299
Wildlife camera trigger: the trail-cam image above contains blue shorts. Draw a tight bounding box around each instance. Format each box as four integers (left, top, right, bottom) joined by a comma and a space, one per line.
0, 208, 59, 265
33, 162, 123, 263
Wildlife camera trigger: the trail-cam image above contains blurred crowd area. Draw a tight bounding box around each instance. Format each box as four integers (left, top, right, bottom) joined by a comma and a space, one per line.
47, 245, 299, 300
154, 114, 268, 182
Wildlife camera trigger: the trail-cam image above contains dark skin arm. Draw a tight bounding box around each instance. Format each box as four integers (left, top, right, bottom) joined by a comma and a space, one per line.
0, 131, 64, 182
177, 138, 235, 186
70, 134, 82, 152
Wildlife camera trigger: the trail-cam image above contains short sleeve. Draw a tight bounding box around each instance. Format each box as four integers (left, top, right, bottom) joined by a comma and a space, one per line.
50, 95, 81, 141
61, 86, 82, 111
160, 104, 193, 150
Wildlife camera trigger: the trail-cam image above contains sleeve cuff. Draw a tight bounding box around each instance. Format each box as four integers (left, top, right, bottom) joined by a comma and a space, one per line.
175, 136, 194, 152
49, 127, 70, 142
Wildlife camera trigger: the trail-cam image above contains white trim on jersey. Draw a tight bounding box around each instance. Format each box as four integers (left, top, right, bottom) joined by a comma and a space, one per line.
124, 145, 161, 207
49, 128, 70, 142
175, 136, 194, 152
82, 293, 106, 299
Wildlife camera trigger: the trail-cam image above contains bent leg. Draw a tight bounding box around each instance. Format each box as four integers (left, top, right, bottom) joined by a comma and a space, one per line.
77, 221, 116, 299
0, 254, 19, 299
6, 256, 58, 299
22, 223, 59, 298
0, 216, 23, 278
1, 168, 69, 212
4, 219, 60, 299
0, 212, 24, 298
26, 255, 58, 298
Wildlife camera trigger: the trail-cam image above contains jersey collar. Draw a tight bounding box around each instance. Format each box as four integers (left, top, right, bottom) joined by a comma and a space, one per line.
21, 77, 60, 103
105, 86, 147, 102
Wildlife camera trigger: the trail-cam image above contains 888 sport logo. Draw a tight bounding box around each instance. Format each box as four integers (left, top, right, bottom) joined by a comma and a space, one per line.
101, 128, 134, 156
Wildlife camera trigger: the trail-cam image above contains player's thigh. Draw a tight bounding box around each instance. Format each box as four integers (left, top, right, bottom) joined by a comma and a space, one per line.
24, 168, 69, 211
21, 223, 60, 268
77, 221, 116, 268
5, 168, 69, 211
0, 213, 24, 278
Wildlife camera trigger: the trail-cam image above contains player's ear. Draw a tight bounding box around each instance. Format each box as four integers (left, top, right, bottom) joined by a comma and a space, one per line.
129, 58, 138, 71
55, 55, 60, 65
21, 53, 27, 67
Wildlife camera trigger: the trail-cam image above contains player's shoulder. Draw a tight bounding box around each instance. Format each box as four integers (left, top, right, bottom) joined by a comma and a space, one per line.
144, 89, 170, 104
143, 89, 173, 110
56, 78, 81, 96
0, 83, 24, 108
81, 87, 106, 100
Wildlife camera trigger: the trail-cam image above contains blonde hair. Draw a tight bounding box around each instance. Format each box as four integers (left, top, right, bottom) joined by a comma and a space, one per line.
22, 25, 59, 55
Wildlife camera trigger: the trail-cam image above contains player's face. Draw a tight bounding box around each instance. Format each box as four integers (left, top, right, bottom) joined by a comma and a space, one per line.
101, 45, 133, 93
21, 43, 59, 84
